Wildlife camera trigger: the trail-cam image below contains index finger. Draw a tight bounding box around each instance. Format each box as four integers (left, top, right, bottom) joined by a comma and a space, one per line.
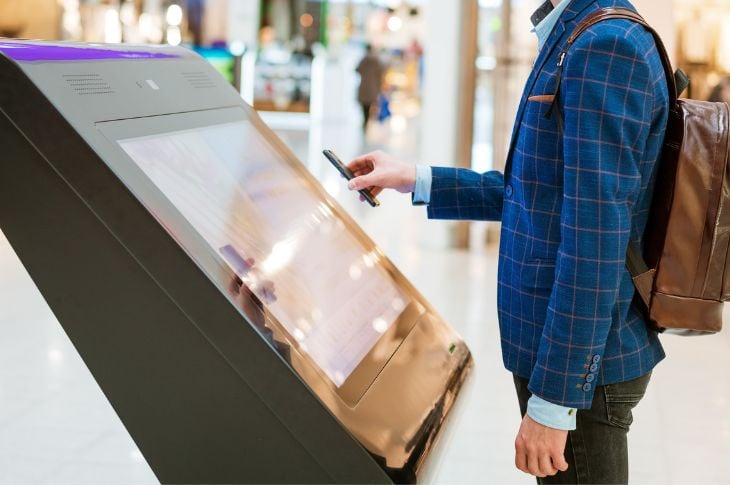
346, 153, 377, 173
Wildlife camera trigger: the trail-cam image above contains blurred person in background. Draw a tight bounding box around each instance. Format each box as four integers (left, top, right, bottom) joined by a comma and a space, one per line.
345, 0, 669, 483
356, 44, 385, 130
709, 77, 730, 103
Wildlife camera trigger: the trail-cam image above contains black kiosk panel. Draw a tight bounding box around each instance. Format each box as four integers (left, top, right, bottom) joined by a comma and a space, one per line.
0, 40, 472, 484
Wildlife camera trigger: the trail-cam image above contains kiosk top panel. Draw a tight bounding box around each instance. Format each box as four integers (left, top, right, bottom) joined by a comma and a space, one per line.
0, 40, 185, 62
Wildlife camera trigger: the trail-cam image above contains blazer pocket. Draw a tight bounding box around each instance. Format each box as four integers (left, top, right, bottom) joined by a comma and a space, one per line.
520, 260, 557, 290
527, 94, 555, 104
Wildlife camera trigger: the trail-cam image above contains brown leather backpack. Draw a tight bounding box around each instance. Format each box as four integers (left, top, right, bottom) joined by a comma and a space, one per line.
553, 8, 730, 335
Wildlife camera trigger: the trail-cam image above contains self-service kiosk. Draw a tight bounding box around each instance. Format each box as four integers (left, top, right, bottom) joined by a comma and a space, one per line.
0, 40, 472, 484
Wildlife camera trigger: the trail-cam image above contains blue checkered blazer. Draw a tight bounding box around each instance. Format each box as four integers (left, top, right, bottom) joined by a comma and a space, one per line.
427, 0, 668, 408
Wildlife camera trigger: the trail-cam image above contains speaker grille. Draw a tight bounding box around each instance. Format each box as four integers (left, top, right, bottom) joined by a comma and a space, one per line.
182, 71, 216, 89
63, 74, 114, 96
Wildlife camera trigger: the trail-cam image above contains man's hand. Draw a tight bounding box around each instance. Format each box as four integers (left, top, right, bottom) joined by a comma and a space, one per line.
346, 150, 417, 197
515, 414, 570, 478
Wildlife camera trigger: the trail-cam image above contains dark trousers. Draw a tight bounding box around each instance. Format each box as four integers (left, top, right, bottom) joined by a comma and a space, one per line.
361, 102, 372, 128
513, 372, 652, 484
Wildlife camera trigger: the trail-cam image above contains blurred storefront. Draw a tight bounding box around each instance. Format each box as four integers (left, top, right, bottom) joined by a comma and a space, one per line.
674, 0, 730, 102
0, 0, 425, 120
250, 1, 425, 118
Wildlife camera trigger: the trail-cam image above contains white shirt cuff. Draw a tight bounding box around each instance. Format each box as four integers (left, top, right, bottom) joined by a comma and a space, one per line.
412, 164, 432, 205
527, 394, 577, 431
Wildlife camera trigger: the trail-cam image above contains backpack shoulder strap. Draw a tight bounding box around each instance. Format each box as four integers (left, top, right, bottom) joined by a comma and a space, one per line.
567, 7, 679, 105
545, 7, 686, 130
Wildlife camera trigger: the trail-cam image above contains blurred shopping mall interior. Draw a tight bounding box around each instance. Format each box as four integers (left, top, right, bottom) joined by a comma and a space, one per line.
1, 0, 730, 483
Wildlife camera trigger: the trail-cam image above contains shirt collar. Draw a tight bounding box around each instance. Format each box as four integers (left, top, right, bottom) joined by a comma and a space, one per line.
531, 1, 555, 27
531, 0, 572, 51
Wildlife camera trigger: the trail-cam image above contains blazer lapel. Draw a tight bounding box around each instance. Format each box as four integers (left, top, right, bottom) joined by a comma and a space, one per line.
504, 0, 597, 176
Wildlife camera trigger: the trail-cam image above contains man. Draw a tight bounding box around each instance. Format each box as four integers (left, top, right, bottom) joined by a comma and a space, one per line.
346, 0, 669, 483
356, 44, 385, 130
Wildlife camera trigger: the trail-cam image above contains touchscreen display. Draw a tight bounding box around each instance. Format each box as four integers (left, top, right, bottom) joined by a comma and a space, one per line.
118, 121, 408, 387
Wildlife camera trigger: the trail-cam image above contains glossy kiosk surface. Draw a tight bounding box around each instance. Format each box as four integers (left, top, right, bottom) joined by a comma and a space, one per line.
0, 40, 472, 484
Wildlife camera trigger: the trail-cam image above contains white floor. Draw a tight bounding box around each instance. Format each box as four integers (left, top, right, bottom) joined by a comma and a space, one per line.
1, 114, 729, 484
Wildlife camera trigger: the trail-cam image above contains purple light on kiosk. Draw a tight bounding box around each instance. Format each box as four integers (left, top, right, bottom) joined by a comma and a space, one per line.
0, 42, 181, 62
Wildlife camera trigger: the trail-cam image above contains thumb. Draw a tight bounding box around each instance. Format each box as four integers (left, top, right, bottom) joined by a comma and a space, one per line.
348, 173, 379, 191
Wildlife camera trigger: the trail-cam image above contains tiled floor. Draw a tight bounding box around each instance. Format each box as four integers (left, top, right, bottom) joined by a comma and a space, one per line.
1, 113, 729, 484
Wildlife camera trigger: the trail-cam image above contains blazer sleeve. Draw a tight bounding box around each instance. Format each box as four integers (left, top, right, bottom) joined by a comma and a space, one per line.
528, 25, 658, 408
426, 167, 505, 222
